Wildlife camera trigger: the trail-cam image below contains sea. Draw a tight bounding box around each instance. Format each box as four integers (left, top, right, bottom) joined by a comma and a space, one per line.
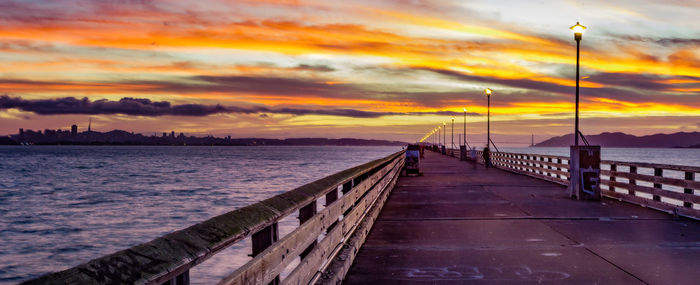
0, 145, 698, 284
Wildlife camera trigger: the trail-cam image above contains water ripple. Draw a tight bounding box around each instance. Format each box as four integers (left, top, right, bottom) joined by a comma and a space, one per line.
0, 145, 399, 284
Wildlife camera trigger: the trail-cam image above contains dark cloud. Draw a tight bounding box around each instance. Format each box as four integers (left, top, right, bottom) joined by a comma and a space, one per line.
0, 96, 230, 116
657, 38, 700, 46
0, 95, 479, 118
584, 72, 670, 91
0, 40, 57, 53
616, 35, 700, 47
141, 75, 367, 98
420, 67, 700, 107
295, 64, 335, 72
422, 67, 573, 95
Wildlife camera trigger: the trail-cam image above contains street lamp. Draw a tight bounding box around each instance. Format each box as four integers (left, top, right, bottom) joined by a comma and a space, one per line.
484, 88, 492, 149
570, 21, 586, 146
443, 122, 446, 148
434, 128, 437, 145
463, 107, 467, 147
437, 126, 440, 146
451, 117, 455, 149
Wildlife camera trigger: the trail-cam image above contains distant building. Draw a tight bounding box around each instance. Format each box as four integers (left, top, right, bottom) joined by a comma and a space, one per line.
162, 132, 167, 138
171, 131, 175, 138
19, 128, 23, 136
71, 125, 78, 136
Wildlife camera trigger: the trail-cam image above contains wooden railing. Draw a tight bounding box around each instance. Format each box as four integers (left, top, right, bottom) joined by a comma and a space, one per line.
25, 150, 405, 285
437, 147, 700, 220
600, 161, 699, 219
490, 152, 570, 186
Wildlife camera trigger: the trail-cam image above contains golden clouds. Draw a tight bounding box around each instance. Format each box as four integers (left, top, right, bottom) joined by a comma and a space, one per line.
1, 0, 699, 140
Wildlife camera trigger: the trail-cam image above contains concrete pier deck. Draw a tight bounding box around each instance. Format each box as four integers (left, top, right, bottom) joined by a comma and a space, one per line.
344, 151, 700, 284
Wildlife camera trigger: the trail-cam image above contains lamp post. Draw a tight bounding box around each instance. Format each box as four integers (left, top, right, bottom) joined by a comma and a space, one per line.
437, 126, 440, 146
434, 128, 437, 145
570, 21, 586, 146
451, 117, 455, 149
567, 21, 600, 201
443, 122, 446, 148
463, 107, 467, 147
484, 88, 492, 148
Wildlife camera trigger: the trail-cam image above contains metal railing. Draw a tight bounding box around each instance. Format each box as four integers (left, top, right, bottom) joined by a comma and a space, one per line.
25, 150, 405, 285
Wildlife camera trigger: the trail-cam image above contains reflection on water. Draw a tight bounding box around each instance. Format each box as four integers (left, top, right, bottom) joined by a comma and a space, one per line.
0, 146, 400, 284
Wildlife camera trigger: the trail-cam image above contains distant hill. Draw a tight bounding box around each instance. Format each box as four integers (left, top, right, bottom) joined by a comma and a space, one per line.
533, 132, 700, 148
227, 138, 406, 146
1, 129, 406, 146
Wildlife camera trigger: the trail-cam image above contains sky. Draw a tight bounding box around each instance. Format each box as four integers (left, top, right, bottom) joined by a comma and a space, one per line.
0, 0, 699, 145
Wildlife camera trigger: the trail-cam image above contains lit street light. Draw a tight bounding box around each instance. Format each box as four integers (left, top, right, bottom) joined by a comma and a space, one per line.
570, 21, 586, 146
485, 88, 492, 149
451, 117, 455, 149
443, 122, 446, 148
434, 128, 438, 145
463, 107, 467, 147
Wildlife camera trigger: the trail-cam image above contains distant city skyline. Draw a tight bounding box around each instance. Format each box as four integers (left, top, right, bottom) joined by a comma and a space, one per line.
0, 0, 698, 143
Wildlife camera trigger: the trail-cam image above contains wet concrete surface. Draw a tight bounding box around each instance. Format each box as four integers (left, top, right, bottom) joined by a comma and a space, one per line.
343, 151, 700, 284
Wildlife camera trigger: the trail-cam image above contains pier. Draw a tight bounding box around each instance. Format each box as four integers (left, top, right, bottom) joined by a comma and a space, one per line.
25, 147, 700, 284
344, 150, 700, 284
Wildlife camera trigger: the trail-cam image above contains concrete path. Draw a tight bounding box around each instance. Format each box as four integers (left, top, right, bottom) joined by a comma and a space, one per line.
343, 150, 700, 284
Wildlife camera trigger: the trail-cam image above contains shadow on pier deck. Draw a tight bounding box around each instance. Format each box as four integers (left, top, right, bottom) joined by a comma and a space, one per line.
344, 150, 700, 284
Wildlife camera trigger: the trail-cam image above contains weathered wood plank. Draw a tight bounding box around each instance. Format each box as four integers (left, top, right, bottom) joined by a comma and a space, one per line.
602, 170, 700, 190
602, 160, 700, 173
602, 189, 700, 219
216, 156, 403, 285
495, 151, 569, 161
495, 161, 571, 178
602, 180, 700, 203
284, 158, 402, 284
315, 159, 400, 285
492, 155, 569, 169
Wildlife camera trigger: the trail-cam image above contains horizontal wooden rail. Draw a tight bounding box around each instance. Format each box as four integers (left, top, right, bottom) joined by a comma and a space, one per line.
600, 160, 699, 219
24, 150, 405, 285
490, 152, 570, 186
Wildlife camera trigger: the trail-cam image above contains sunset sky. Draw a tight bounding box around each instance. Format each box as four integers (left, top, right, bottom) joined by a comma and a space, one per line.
1, 0, 699, 145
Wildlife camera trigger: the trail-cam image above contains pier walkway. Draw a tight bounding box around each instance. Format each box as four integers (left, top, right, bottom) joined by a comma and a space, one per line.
344, 150, 700, 284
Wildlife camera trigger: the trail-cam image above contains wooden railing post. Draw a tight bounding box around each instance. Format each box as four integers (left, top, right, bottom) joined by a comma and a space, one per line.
343, 180, 353, 194
557, 158, 562, 179
326, 188, 339, 232
251, 223, 280, 284
653, 168, 663, 201
541, 157, 546, 175
161, 271, 189, 285
629, 166, 637, 196
609, 164, 616, 192
299, 201, 318, 260
684, 171, 694, 208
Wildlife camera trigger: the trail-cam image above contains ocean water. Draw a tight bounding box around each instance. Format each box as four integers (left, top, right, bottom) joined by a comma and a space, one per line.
0, 146, 400, 284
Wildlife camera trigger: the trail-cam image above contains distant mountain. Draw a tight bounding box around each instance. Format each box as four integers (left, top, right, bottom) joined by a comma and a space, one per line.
533, 132, 700, 148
